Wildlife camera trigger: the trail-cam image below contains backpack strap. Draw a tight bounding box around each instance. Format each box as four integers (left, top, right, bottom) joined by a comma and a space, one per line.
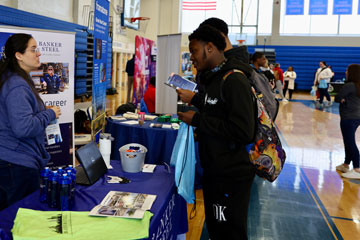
220, 69, 245, 102
220, 69, 258, 142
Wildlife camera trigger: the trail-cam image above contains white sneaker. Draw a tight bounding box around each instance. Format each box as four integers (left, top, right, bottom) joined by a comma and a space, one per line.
336, 164, 349, 173
325, 101, 333, 107
342, 170, 360, 179
282, 98, 288, 102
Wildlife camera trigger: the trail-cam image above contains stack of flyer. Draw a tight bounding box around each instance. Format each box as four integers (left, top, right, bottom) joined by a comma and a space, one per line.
89, 191, 156, 219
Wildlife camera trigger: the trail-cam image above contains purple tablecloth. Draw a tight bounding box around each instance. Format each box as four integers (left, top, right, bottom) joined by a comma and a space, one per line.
0, 161, 188, 240
105, 118, 178, 165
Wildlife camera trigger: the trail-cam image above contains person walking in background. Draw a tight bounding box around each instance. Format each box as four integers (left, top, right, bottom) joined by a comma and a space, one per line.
335, 64, 360, 179
283, 66, 297, 100
273, 63, 287, 102
125, 55, 134, 103
178, 25, 255, 239
0, 33, 61, 210
314, 61, 333, 108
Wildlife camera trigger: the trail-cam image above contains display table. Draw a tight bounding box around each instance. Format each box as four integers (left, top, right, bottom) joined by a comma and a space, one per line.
106, 118, 178, 165
0, 161, 188, 240
329, 82, 345, 95
106, 117, 203, 188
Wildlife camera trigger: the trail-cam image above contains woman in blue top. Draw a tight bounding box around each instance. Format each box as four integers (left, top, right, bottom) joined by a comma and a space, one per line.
0, 33, 61, 210
335, 64, 360, 179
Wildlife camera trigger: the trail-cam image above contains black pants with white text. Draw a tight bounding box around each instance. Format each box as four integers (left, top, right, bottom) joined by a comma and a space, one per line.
202, 176, 255, 240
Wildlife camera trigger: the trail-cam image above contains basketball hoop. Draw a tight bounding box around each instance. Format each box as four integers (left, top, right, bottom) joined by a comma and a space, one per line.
127, 17, 150, 33
129, 17, 150, 23
237, 39, 246, 46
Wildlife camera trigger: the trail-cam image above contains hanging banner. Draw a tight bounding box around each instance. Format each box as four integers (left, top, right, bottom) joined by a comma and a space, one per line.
358, 0, 360, 14
133, 35, 156, 105
309, 0, 328, 15
0, 26, 75, 168
92, 0, 109, 141
286, 0, 304, 15
333, 0, 353, 14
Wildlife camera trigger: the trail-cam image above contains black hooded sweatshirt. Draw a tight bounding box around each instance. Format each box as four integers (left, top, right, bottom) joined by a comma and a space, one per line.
224, 45, 250, 64
190, 57, 256, 182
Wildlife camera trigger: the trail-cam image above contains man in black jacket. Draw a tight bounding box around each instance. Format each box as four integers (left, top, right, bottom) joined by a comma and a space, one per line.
177, 17, 253, 109
178, 25, 255, 239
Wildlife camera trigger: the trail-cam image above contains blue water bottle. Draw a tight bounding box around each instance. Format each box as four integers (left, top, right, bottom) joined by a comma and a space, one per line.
66, 169, 76, 208
57, 168, 64, 177
47, 171, 58, 208
56, 168, 64, 207
40, 167, 50, 202
58, 174, 71, 211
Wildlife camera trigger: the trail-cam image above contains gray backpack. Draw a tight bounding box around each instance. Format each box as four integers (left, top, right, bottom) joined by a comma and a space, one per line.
248, 69, 279, 121
220, 69, 279, 121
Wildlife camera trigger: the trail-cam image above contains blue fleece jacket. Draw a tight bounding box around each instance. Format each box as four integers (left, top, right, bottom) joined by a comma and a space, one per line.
0, 71, 56, 170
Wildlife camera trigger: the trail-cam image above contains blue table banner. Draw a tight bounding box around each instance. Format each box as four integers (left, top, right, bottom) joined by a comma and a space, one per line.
333, 0, 353, 15
309, 0, 328, 15
286, 0, 305, 15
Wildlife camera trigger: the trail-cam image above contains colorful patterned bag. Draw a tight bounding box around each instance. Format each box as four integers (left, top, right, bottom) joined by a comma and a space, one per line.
222, 70, 286, 182
248, 87, 286, 182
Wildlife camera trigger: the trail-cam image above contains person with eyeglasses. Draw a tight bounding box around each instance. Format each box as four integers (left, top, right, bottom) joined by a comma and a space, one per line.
40, 64, 61, 94
0, 33, 61, 210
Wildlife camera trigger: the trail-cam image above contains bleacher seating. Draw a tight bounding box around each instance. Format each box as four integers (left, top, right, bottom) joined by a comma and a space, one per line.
248, 45, 360, 91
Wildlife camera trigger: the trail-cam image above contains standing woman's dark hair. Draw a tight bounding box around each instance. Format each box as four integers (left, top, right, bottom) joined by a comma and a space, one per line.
0, 33, 44, 107
346, 64, 360, 97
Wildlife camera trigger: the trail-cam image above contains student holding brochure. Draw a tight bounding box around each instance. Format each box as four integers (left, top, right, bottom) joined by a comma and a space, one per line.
177, 25, 255, 239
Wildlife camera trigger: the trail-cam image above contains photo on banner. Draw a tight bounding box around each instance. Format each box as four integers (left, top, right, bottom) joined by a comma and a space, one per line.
0, 26, 75, 167
31, 62, 70, 94
134, 35, 156, 105
92, 0, 110, 141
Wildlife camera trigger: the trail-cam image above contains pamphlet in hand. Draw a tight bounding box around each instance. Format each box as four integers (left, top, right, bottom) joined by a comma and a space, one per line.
165, 73, 197, 91
89, 191, 157, 219
45, 119, 62, 145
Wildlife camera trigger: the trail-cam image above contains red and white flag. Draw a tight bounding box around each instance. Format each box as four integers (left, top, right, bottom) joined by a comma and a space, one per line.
182, 0, 217, 11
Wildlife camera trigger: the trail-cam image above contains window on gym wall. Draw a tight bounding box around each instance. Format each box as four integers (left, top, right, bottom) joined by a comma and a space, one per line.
280, 0, 360, 35
181, 0, 273, 36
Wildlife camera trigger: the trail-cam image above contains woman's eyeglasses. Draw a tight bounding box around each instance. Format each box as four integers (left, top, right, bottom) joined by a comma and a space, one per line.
27, 48, 40, 53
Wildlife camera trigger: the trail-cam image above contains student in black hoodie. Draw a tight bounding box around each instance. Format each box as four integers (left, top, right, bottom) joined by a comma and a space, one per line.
178, 17, 253, 108
178, 25, 255, 240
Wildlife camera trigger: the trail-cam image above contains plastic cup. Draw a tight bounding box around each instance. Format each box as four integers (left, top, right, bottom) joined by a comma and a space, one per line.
138, 112, 145, 126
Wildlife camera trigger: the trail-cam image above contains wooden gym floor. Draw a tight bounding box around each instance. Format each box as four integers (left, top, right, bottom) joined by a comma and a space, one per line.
104, 89, 360, 239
